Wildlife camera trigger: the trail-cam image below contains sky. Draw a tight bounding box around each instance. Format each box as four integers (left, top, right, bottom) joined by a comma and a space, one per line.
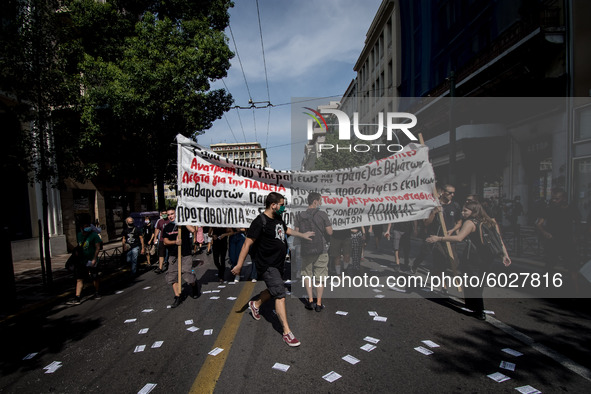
204, 0, 382, 171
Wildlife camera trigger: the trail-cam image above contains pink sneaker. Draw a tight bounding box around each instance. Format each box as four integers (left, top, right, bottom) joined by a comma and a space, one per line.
282, 331, 301, 347
249, 300, 261, 321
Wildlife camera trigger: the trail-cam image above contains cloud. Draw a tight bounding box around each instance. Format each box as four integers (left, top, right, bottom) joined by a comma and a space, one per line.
227, 0, 381, 84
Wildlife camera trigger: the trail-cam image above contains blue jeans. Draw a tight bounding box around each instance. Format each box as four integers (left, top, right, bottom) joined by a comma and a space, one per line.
127, 246, 140, 274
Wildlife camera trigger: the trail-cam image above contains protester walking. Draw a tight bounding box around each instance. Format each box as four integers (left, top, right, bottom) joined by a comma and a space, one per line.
154, 210, 169, 274
228, 228, 246, 282
427, 200, 511, 320
67, 223, 102, 305
162, 209, 198, 308
231, 192, 314, 347
295, 192, 333, 312
209, 227, 232, 282
122, 217, 144, 276
143, 215, 155, 266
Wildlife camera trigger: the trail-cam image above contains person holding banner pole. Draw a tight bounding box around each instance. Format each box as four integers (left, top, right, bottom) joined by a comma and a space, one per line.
427, 200, 511, 320
163, 209, 198, 308
231, 192, 315, 347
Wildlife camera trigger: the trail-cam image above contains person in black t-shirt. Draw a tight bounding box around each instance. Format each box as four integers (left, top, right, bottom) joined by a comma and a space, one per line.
231, 192, 314, 347
163, 208, 198, 308
122, 217, 144, 275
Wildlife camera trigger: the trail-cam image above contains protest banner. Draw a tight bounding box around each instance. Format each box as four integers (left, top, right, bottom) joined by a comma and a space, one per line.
175, 134, 438, 229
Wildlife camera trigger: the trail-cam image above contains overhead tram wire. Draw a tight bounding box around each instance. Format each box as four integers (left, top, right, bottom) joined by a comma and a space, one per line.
228, 23, 255, 142
222, 79, 247, 142
255, 0, 272, 149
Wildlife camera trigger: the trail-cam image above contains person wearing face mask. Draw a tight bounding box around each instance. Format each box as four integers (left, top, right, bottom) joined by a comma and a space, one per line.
231, 192, 315, 347
122, 217, 144, 276
143, 216, 156, 265
295, 192, 333, 312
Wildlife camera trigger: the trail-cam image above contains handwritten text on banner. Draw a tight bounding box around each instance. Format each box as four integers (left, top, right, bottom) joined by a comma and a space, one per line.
175, 134, 438, 229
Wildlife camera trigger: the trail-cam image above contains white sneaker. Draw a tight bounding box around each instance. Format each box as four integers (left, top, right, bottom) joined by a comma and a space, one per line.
251, 279, 257, 283
234, 275, 240, 282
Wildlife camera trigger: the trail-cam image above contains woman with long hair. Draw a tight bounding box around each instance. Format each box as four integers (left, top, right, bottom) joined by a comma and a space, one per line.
427, 200, 511, 320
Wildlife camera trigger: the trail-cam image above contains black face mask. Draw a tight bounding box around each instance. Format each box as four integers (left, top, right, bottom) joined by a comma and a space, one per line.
127, 223, 134, 227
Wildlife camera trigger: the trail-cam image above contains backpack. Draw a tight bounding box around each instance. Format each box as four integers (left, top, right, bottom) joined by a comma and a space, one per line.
471, 219, 505, 259
248, 213, 267, 260
297, 209, 328, 256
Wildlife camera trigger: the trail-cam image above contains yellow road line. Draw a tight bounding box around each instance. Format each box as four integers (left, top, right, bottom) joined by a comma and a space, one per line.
189, 281, 255, 394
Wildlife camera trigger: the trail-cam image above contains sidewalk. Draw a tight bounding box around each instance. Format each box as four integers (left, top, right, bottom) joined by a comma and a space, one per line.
0, 242, 131, 324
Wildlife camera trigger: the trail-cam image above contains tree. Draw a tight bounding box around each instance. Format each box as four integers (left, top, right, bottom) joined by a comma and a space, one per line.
78, 2, 234, 207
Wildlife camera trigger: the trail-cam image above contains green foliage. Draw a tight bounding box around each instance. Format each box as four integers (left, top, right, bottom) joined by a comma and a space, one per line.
0, 0, 234, 191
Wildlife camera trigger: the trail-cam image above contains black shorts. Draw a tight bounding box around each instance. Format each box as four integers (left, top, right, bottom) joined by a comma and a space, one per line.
158, 241, 167, 258
261, 266, 286, 299
74, 261, 99, 280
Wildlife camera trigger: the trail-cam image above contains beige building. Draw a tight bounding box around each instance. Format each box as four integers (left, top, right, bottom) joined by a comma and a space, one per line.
210, 142, 268, 168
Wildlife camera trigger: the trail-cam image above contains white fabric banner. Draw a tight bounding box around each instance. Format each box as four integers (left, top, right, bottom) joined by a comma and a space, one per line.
175, 134, 438, 229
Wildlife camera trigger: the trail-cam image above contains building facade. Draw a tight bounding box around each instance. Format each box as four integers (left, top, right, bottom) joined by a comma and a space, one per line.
210, 142, 268, 168
338, 0, 590, 226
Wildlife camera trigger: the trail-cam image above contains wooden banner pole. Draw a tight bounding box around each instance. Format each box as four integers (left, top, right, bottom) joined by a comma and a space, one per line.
178, 226, 182, 291
418, 134, 461, 292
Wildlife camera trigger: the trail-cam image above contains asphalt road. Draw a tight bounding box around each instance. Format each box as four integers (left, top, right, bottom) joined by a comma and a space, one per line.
1, 249, 591, 393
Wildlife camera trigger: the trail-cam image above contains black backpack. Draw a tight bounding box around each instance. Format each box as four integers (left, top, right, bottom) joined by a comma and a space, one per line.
472, 219, 505, 259
297, 209, 328, 256
248, 213, 267, 260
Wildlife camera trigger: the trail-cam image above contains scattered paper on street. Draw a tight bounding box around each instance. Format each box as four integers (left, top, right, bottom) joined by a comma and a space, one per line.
142, 309, 154, 313
368, 311, 378, 317
322, 371, 342, 383
143, 286, 151, 290
208, 347, 224, 356
361, 344, 377, 352
22, 353, 38, 360
211, 290, 221, 293
202, 290, 212, 294
43, 361, 62, 373
187, 326, 200, 332
272, 362, 290, 372
499, 361, 516, 371
502, 348, 523, 357
363, 336, 380, 344
373, 288, 382, 293
151, 341, 163, 348
227, 297, 237, 300
137, 383, 157, 394
210, 296, 220, 300
414, 346, 433, 355
134, 345, 146, 353
204, 329, 213, 336
373, 316, 387, 322
138, 328, 149, 334
487, 372, 510, 382
218, 285, 226, 288
375, 294, 386, 298
515, 385, 541, 394
185, 320, 193, 325
421, 340, 440, 348
335, 311, 348, 316
124, 319, 137, 323
484, 310, 495, 315
115, 290, 124, 294
342, 355, 360, 365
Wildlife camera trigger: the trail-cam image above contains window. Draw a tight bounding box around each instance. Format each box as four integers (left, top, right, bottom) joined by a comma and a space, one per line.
575, 104, 591, 141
